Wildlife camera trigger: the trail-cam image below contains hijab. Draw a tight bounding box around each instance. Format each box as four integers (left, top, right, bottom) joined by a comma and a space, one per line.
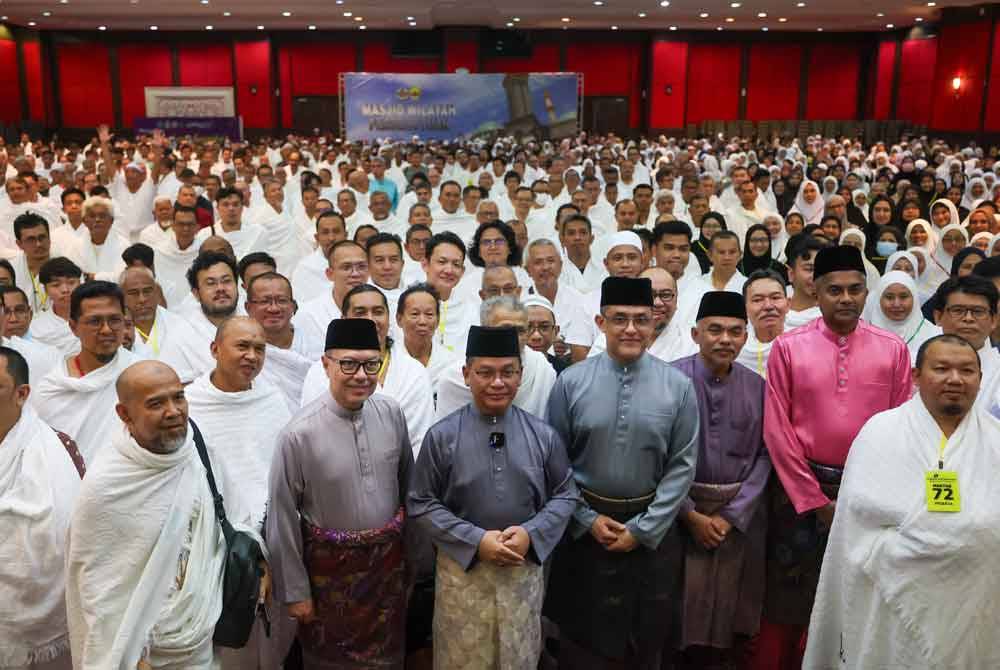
839, 228, 881, 292
852, 189, 869, 221
907, 246, 937, 304
790, 179, 825, 226
905, 218, 938, 254
990, 234, 1000, 257
763, 213, 790, 262
866, 270, 941, 362
962, 177, 988, 210
693, 211, 727, 274
949, 246, 985, 277
929, 198, 961, 232
970, 230, 994, 253
884, 249, 920, 279
932, 222, 970, 272
738, 223, 787, 277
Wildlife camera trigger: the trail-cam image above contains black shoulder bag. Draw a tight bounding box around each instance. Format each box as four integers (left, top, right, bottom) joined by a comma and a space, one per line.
189, 418, 270, 648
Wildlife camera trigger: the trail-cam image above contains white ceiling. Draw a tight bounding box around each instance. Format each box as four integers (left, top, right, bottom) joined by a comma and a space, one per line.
0, 0, 976, 33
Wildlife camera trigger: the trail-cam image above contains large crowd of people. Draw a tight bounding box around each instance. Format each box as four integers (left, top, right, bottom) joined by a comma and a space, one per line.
2, 123, 1000, 670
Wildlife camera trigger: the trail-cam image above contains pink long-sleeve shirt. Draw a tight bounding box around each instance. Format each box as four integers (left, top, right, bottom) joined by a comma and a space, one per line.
764, 317, 912, 514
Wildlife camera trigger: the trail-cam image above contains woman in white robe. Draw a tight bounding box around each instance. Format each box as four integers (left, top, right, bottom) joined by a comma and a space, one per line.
839, 229, 880, 293
928, 222, 969, 288
865, 271, 941, 364
788, 179, 825, 227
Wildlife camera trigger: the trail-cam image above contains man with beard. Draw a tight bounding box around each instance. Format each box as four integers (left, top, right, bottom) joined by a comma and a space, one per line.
120, 265, 186, 359
159, 252, 239, 383
290, 210, 348, 303
32, 281, 139, 462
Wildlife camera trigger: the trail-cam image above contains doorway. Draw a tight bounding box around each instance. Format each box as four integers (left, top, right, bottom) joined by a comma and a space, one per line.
292, 96, 341, 133
584, 96, 630, 137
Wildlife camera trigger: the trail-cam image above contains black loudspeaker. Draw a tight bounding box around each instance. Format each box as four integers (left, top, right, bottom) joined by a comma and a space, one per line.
391, 32, 443, 58
480, 29, 533, 59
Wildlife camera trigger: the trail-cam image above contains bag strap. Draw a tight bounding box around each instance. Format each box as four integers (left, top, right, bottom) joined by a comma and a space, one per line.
189, 418, 232, 530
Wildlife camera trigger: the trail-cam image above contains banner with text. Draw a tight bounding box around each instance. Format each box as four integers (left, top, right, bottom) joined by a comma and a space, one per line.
342, 73, 580, 142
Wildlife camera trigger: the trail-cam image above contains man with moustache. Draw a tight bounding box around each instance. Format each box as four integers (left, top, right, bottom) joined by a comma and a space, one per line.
736, 269, 791, 377
290, 210, 348, 303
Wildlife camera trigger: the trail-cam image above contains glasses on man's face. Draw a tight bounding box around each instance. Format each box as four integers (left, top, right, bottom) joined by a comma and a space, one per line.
652, 290, 677, 303
248, 297, 293, 309
338, 262, 369, 274
79, 315, 125, 330
484, 285, 519, 298
3, 304, 28, 316
325, 356, 382, 375
471, 366, 522, 382
607, 314, 653, 329
528, 322, 554, 335
945, 305, 992, 320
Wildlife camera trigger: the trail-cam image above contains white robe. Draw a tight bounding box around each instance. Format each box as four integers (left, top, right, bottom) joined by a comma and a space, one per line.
49, 223, 88, 262
3, 334, 61, 385
431, 210, 477, 242
77, 233, 128, 282
12, 252, 48, 312
290, 248, 331, 304
195, 222, 267, 262
153, 235, 203, 311
130, 305, 190, 360
31, 348, 139, 463
28, 310, 79, 357
109, 173, 156, 241
734, 329, 780, 378
157, 309, 218, 384
436, 293, 479, 356
138, 222, 173, 249
300, 342, 434, 456
700, 270, 748, 295
250, 203, 310, 275
291, 291, 341, 362
433, 347, 555, 421
805, 396, 1000, 669
785, 305, 822, 331
0, 405, 81, 668
66, 432, 227, 670
185, 373, 291, 529
258, 327, 314, 415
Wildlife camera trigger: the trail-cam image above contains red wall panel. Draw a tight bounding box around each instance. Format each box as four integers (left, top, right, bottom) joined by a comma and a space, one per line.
805, 43, 859, 119
178, 44, 233, 86
984, 23, 1000, 131
0, 40, 21, 123
21, 40, 45, 123
896, 37, 937, 126
482, 42, 559, 73
931, 22, 990, 130
686, 43, 740, 125
444, 40, 478, 73
118, 43, 172, 128
362, 43, 438, 73
283, 43, 354, 96
58, 43, 113, 127
649, 40, 687, 129
745, 43, 801, 121
279, 48, 293, 128
234, 40, 272, 129
873, 40, 896, 120
566, 42, 643, 127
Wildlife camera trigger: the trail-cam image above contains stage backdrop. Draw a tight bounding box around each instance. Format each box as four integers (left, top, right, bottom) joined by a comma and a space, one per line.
340, 72, 581, 142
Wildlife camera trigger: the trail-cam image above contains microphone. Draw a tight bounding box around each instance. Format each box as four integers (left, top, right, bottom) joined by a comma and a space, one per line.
489, 432, 506, 449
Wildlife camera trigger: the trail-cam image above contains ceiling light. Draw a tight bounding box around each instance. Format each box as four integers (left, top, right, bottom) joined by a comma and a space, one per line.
611, 25, 619, 29
308, 24, 317, 29
561, 17, 571, 22
335, 0, 343, 4
816, 27, 823, 31
512, 16, 520, 21
761, 26, 768, 30
407, 15, 415, 20
281, 10, 291, 16
886, 23, 894, 28
28, 21, 36, 26
354, 16, 363, 20
716, 25, 724, 30
343, 11, 352, 16
730, 2, 741, 7
257, 24, 264, 29
638, 11, 647, 17
506, 21, 513, 26
42, 11, 51, 16
927, 1, 936, 5
408, 20, 417, 26
98, 24, 107, 30
778, 17, 787, 21
60, 0, 68, 3
699, 12, 709, 18
149, 24, 158, 30
4, 16, 11, 21
669, 24, 677, 29
725, 17, 734, 22
593, 1, 603, 5
223, 11, 231, 16
205, 24, 213, 29
358, 24, 366, 29
916, 17, 923, 21
797, 2, 806, 6
200, 0, 209, 4
876, 12, 884, 17
757, 12, 766, 17
659, 0, 670, 6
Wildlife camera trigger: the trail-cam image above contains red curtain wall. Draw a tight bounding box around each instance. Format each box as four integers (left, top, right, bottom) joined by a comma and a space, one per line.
873, 40, 896, 120
896, 37, 937, 126
984, 23, 1000, 131
567, 42, 642, 128
118, 44, 172, 128
931, 21, 990, 131
444, 40, 478, 73
178, 44, 233, 87
649, 41, 687, 129
234, 40, 272, 129
58, 43, 114, 127
21, 40, 45, 123
0, 40, 21, 123
805, 43, 860, 120
745, 43, 801, 121
686, 43, 741, 125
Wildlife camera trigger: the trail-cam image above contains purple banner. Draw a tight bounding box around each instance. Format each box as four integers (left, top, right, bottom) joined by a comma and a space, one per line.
133, 116, 243, 141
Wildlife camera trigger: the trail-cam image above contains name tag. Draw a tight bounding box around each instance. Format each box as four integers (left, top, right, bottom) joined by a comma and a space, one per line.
925, 470, 961, 513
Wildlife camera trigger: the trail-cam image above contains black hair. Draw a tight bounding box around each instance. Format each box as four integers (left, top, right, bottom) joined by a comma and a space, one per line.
439, 180, 461, 195
341, 283, 389, 314
353, 224, 378, 242
914, 333, 981, 370
397, 281, 441, 317
69, 280, 124, 321
237, 252, 277, 281
60, 187, 85, 204
934, 274, 1000, 315
950, 247, 986, 277
561, 214, 593, 234
39, 256, 81, 285
425, 231, 467, 261
0, 259, 13, 283
709, 229, 740, 250
405, 224, 432, 243
632, 227, 652, 246
246, 270, 293, 301
742, 268, 788, 297
972, 256, 1000, 280
186, 251, 238, 290
365, 232, 403, 257
0, 345, 28, 386
469, 221, 521, 268
215, 186, 242, 203
327, 239, 365, 263
785, 233, 828, 267
633, 183, 654, 195
122, 243, 155, 270
315, 210, 346, 231
0, 284, 29, 305
652, 221, 693, 245
173, 204, 198, 219
13, 212, 48, 240
556, 203, 579, 219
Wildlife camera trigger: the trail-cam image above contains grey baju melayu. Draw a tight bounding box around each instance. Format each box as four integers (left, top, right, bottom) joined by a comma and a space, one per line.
544, 351, 699, 667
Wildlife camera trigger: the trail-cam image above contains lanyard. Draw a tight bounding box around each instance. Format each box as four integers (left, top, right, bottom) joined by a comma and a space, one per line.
905, 319, 925, 345
438, 301, 448, 345
937, 434, 948, 470
378, 350, 390, 386
756, 346, 765, 378
30, 273, 47, 311
135, 318, 160, 356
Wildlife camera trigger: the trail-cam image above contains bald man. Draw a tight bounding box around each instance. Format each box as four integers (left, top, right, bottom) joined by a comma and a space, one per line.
66, 361, 258, 669
120, 265, 187, 359
184, 317, 289, 669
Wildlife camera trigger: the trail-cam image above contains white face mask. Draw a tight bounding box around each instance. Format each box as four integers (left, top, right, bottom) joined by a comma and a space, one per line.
194, 186, 205, 197
535, 193, 550, 207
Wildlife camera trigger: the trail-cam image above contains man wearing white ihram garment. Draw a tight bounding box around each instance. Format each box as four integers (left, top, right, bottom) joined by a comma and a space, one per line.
805, 335, 1000, 669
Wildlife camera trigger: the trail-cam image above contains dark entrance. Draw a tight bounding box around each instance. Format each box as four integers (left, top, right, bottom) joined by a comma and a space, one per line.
291, 96, 341, 133
584, 96, 630, 137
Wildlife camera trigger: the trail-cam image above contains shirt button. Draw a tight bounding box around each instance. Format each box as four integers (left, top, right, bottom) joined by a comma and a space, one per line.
838, 337, 847, 345
839, 380, 846, 387
496, 467, 502, 472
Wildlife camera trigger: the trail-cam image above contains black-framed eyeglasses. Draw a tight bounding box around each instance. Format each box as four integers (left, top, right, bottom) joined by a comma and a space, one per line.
325, 355, 381, 375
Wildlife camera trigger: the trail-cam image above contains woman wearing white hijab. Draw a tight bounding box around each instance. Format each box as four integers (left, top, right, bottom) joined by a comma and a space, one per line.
839, 229, 881, 292
961, 176, 988, 210
852, 190, 869, 220
928, 223, 969, 287
822, 176, 839, 202
883, 249, 919, 279
971, 230, 993, 253
929, 198, 961, 231
865, 270, 941, 363
907, 246, 937, 304
905, 218, 938, 255
789, 179, 825, 226
762, 213, 789, 263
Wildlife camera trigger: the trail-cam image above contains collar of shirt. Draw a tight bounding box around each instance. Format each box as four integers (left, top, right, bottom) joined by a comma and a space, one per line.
816, 316, 862, 345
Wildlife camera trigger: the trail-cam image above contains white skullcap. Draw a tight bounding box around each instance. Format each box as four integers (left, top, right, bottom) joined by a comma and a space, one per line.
522, 294, 555, 316
125, 161, 146, 172
604, 231, 643, 257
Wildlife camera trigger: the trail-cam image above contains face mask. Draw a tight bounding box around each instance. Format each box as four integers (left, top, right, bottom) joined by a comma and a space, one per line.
876, 240, 898, 256
535, 193, 550, 207
194, 186, 204, 197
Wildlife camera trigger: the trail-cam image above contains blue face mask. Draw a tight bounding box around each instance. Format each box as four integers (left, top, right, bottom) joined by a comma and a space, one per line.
876, 240, 899, 256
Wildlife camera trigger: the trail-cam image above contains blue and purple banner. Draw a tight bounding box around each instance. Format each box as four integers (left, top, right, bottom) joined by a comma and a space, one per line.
342, 73, 579, 142
133, 116, 243, 141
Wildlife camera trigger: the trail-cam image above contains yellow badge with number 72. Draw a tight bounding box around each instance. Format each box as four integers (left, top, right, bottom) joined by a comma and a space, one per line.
925, 470, 961, 513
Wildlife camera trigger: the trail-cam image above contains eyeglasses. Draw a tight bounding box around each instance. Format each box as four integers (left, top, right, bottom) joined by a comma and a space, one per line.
78, 315, 125, 330
471, 367, 522, 382
527, 322, 554, 335
944, 305, 992, 320
325, 355, 382, 375
337, 262, 369, 274
606, 314, 654, 329
480, 238, 508, 248
247, 297, 293, 308
3, 304, 29, 316
483, 285, 520, 298
652, 290, 677, 303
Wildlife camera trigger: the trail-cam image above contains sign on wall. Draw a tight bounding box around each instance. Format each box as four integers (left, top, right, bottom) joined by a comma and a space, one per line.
144, 87, 237, 118
340, 73, 582, 142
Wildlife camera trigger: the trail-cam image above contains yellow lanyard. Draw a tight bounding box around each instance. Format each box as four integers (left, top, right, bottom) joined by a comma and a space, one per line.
135, 319, 160, 356
756, 346, 765, 379
378, 350, 390, 386
30, 273, 47, 311
438, 301, 448, 345
937, 434, 948, 470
